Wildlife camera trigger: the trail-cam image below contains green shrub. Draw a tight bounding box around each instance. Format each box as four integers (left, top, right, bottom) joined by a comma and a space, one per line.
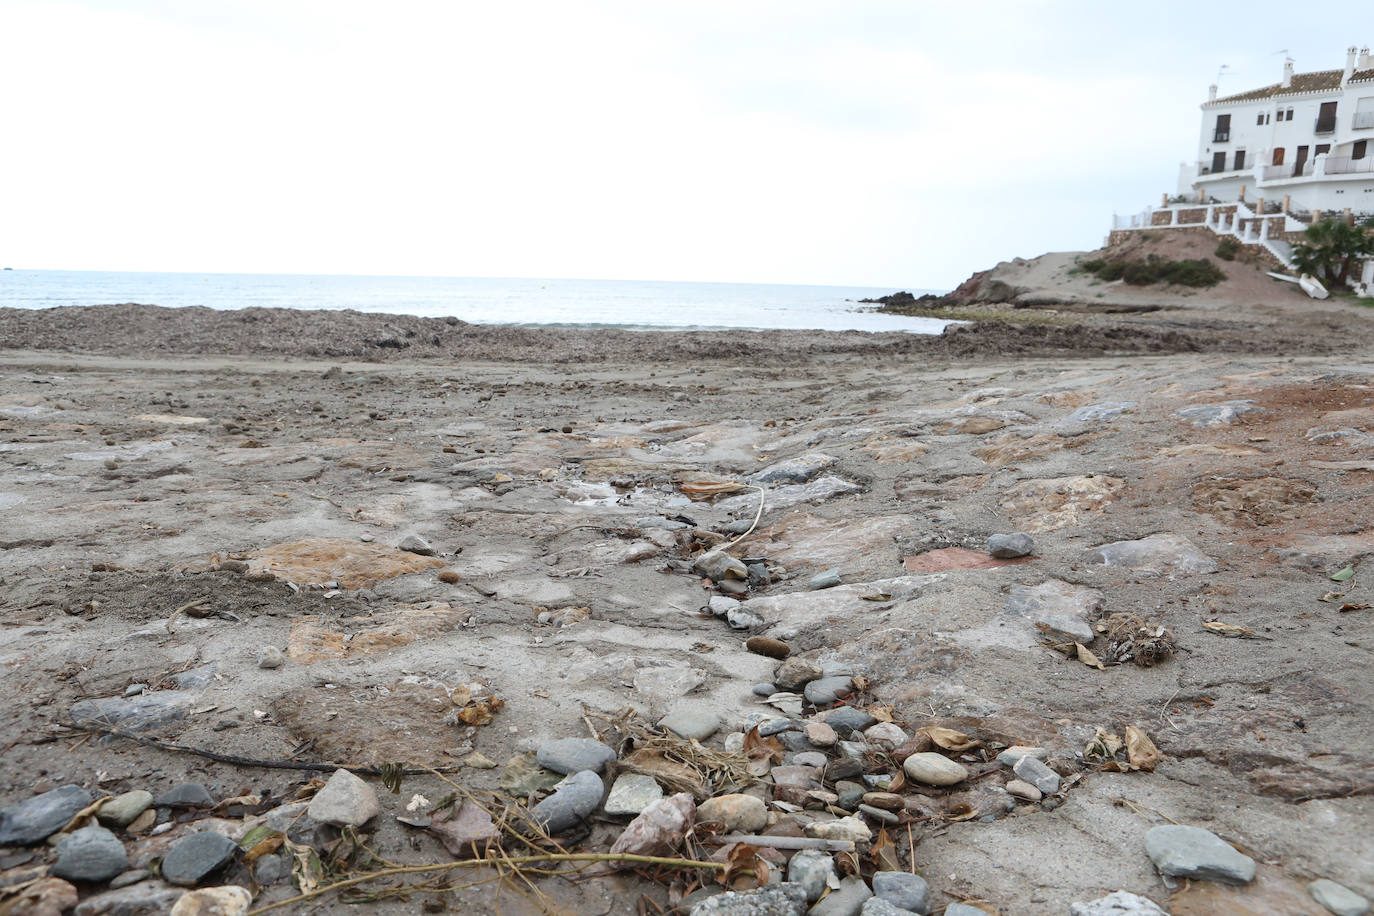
1078, 254, 1225, 288
1214, 238, 1239, 261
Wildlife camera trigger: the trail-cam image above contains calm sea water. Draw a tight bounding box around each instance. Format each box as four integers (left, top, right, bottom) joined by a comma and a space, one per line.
0, 270, 949, 333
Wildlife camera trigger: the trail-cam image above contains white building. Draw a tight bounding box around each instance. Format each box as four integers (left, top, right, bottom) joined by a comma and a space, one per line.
1178, 45, 1374, 215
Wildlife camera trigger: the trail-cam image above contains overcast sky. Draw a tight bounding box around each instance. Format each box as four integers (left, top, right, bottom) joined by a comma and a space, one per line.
0, 1, 1364, 288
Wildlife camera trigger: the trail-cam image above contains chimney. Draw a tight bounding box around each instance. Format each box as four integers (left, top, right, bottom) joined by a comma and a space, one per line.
1282, 58, 1294, 88
1208, 83, 1218, 101
1344, 45, 1358, 87
1360, 46, 1371, 70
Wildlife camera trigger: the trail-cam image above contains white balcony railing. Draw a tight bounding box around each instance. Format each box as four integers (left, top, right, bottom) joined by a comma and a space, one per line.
1354, 111, 1374, 130
1324, 156, 1374, 176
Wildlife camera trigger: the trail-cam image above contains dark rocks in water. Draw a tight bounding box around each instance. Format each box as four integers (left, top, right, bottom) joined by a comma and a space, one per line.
858, 291, 945, 307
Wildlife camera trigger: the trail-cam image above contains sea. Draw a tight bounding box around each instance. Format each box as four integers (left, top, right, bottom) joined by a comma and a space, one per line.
0, 270, 950, 334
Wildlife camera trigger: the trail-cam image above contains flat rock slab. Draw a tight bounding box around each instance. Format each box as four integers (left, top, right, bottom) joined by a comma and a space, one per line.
1307, 879, 1369, 916
241, 537, 444, 589
604, 774, 665, 816
1060, 401, 1137, 426
717, 476, 863, 514
69, 690, 197, 733
745, 453, 838, 485
903, 546, 1031, 572
1144, 824, 1256, 885
1069, 893, 1168, 916
998, 474, 1126, 533
1005, 579, 1103, 644
1086, 533, 1218, 577
739, 574, 942, 639
1168, 864, 1330, 915
0, 785, 93, 845
1176, 401, 1261, 427
286, 602, 467, 664
739, 513, 910, 570
160, 832, 239, 886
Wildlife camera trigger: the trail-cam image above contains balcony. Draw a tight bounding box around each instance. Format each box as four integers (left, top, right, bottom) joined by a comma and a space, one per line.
1315, 117, 1337, 134
1354, 111, 1374, 130
1324, 156, 1374, 176
1213, 130, 1230, 142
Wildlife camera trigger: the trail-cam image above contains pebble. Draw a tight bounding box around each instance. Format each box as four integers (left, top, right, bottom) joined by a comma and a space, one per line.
752, 683, 778, 697
256, 646, 284, 669
708, 596, 741, 617
724, 732, 746, 754
127, 809, 156, 835
718, 579, 749, 596
536, 738, 617, 775
727, 607, 765, 629
695, 549, 749, 581
1012, 756, 1060, 795
1143, 824, 1256, 885
809, 569, 843, 589
658, 708, 721, 741
836, 740, 869, 760
809, 876, 872, 916
696, 794, 768, 833
821, 661, 854, 678
805, 817, 872, 844
1004, 779, 1043, 802
861, 792, 904, 811
747, 453, 837, 485
858, 804, 899, 825
805, 721, 839, 747
946, 906, 995, 916
160, 832, 239, 886
0, 785, 93, 845
758, 718, 794, 737
834, 781, 866, 810
792, 751, 828, 769
156, 783, 214, 809
603, 774, 664, 816
861, 899, 917, 916
254, 852, 290, 885
872, 871, 931, 914
530, 771, 604, 834
1308, 879, 1369, 916
824, 706, 875, 732
787, 848, 836, 902
862, 723, 907, 747
124, 684, 147, 697
803, 676, 853, 707
746, 564, 771, 587
97, 790, 154, 827
307, 768, 381, 827
397, 534, 435, 556
745, 636, 790, 659
995, 746, 1048, 767
902, 753, 969, 786
74, 884, 183, 916
169, 885, 253, 916
986, 532, 1034, 559
1068, 890, 1168, 915
52, 826, 128, 882
688, 883, 809, 916
774, 658, 823, 691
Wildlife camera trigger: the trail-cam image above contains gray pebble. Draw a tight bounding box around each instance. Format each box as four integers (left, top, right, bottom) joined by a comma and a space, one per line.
0, 785, 93, 845
752, 683, 777, 697
758, 718, 794, 737
986, 532, 1034, 559
257, 646, 285, 669
1012, 756, 1061, 795
397, 534, 435, 555
792, 752, 828, 769
809, 875, 872, 916
530, 771, 604, 834
1308, 879, 1369, 916
254, 852, 290, 885
858, 804, 899, 825
159, 831, 238, 886
825, 706, 876, 733
803, 676, 853, 707
155, 783, 214, 809
659, 708, 721, 741
809, 569, 843, 589
537, 738, 617, 775
872, 871, 931, 914
1143, 824, 1256, 885
52, 826, 128, 882
862, 899, 919, 916
97, 790, 154, 828
787, 849, 835, 903
689, 883, 809, 916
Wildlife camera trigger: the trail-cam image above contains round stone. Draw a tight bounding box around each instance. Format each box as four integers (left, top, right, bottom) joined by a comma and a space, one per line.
169, 885, 252, 916
256, 646, 285, 669
902, 752, 969, 786
788, 849, 836, 903
1005, 779, 1043, 802
51, 826, 128, 882
872, 871, 932, 914
530, 771, 604, 834
97, 790, 154, 827
987, 532, 1034, 558
307, 769, 381, 827
696, 794, 767, 833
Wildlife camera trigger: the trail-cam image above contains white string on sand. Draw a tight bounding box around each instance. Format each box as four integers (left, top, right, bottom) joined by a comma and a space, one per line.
723, 485, 765, 552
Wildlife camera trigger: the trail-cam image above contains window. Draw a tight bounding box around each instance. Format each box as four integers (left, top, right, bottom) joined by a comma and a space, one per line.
1234, 150, 1246, 170
1211, 152, 1227, 173
1214, 114, 1231, 142
1257, 113, 1265, 125
1316, 102, 1338, 134
1272, 147, 1285, 166
1315, 144, 1331, 156
1355, 140, 1368, 160
1286, 108, 1295, 121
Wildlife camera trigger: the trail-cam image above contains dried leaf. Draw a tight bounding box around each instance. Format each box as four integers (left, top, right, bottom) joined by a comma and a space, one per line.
1125, 725, 1162, 772
242, 832, 284, 866
1075, 643, 1105, 670
457, 696, 504, 726
868, 705, 894, 723
679, 476, 747, 500
1340, 603, 1370, 612
718, 843, 767, 891
851, 676, 871, 692
1330, 565, 1355, 582
860, 593, 892, 602
742, 726, 785, 763
1318, 592, 1343, 603
449, 685, 473, 707
918, 727, 980, 752
1083, 727, 1123, 763
868, 828, 901, 871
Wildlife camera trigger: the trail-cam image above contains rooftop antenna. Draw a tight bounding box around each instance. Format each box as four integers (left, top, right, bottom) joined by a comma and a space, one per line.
1215, 63, 1230, 83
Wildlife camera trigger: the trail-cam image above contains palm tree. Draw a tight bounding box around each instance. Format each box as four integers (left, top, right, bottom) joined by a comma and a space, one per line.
1290, 219, 1374, 285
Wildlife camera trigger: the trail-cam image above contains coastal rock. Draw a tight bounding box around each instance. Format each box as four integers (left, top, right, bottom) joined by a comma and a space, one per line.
0, 784, 93, 845
717, 477, 862, 515
307, 768, 381, 827
604, 774, 664, 816
1069, 891, 1168, 915
658, 707, 720, 741
696, 794, 767, 833
809, 569, 844, 590
709, 596, 742, 617
1004, 779, 1042, 801
98, 790, 154, 828
863, 723, 908, 747
727, 607, 765, 629
537, 738, 617, 775
695, 549, 749, 581
805, 721, 839, 747
1012, 755, 1061, 794
530, 771, 603, 834
746, 453, 837, 485
10, 879, 79, 916
169, 886, 253, 916
824, 706, 875, 733
1062, 401, 1136, 427
52, 826, 128, 882
986, 532, 1034, 559
397, 534, 436, 556
688, 883, 809, 916
861, 899, 917, 916
871, 871, 931, 914
1085, 533, 1218, 577
1176, 401, 1261, 427
256, 646, 285, 669
902, 753, 968, 786
69, 691, 197, 733
1308, 879, 1369, 916
160, 832, 238, 886
995, 746, 1048, 767
1143, 824, 1256, 885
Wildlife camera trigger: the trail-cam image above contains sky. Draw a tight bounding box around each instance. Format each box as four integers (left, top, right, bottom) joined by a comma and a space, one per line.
0, 1, 1366, 288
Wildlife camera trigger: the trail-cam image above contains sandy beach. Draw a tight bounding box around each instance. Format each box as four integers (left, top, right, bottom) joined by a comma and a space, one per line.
1, 265, 1372, 914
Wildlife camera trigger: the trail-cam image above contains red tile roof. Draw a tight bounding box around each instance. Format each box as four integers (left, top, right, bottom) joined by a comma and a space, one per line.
1214, 67, 1374, 103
